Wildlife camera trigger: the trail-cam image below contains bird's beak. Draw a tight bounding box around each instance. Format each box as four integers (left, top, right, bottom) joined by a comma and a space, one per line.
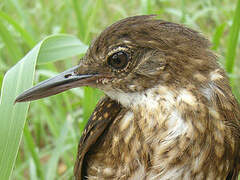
15, 64, 99, 103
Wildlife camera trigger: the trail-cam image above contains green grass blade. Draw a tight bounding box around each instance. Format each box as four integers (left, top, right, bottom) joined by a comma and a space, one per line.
45, 119, 71, 180
72, 0, 86, 39
141, 0, 153, 14
212, 23, 226, 51
225, 0, 240, 75
8, 0, 36, 38
29, 158, 38, 180
0, 10, 35, 48
0, 34, 87, 179
0, 20, 23, 63
0, 44, 40, 179
82, 87, 97, 131
38, 35, 88, 64
83, 0, 102, 44
23, 125, 43, 179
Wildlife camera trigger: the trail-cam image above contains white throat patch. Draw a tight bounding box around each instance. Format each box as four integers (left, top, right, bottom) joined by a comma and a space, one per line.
105, 85, 175, 110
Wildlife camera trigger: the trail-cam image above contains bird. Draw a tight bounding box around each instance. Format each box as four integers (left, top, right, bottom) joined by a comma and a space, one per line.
15, 15, 240, 179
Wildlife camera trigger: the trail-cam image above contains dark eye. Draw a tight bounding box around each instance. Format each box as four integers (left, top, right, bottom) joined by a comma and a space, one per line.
107, 51, 129, 69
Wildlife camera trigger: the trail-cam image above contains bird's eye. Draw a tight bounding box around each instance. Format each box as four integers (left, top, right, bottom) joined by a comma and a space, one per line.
107, 51, 129, 70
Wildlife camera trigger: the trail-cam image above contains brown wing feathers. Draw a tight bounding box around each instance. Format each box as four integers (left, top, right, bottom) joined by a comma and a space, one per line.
74, 96, 122, 180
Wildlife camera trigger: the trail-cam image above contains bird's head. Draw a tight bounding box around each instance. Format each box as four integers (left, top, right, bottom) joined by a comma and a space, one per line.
16, 15, 217, 104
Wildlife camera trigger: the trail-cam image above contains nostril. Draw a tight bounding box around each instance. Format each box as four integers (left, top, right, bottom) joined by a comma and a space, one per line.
64, 74, 72, 78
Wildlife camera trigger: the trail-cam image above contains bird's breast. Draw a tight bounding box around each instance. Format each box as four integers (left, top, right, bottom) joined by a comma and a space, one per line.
85, 84, 238, 179
85, 86, 189, 179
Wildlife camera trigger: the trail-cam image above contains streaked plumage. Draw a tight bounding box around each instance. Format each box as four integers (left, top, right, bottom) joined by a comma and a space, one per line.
16, 15, 240, 179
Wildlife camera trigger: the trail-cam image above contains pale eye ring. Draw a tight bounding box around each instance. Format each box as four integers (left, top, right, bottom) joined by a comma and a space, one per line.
107, 51, 129, 70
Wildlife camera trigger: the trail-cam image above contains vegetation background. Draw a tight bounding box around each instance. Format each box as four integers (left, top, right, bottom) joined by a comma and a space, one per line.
0, 0, 239, 179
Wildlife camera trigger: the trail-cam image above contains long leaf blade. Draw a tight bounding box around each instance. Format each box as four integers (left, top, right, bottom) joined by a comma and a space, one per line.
0, 34, 87, 179
225, 0, 240, 75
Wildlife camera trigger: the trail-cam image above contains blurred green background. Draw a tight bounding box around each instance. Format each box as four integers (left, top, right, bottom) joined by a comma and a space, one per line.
0, 0, 240, 179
